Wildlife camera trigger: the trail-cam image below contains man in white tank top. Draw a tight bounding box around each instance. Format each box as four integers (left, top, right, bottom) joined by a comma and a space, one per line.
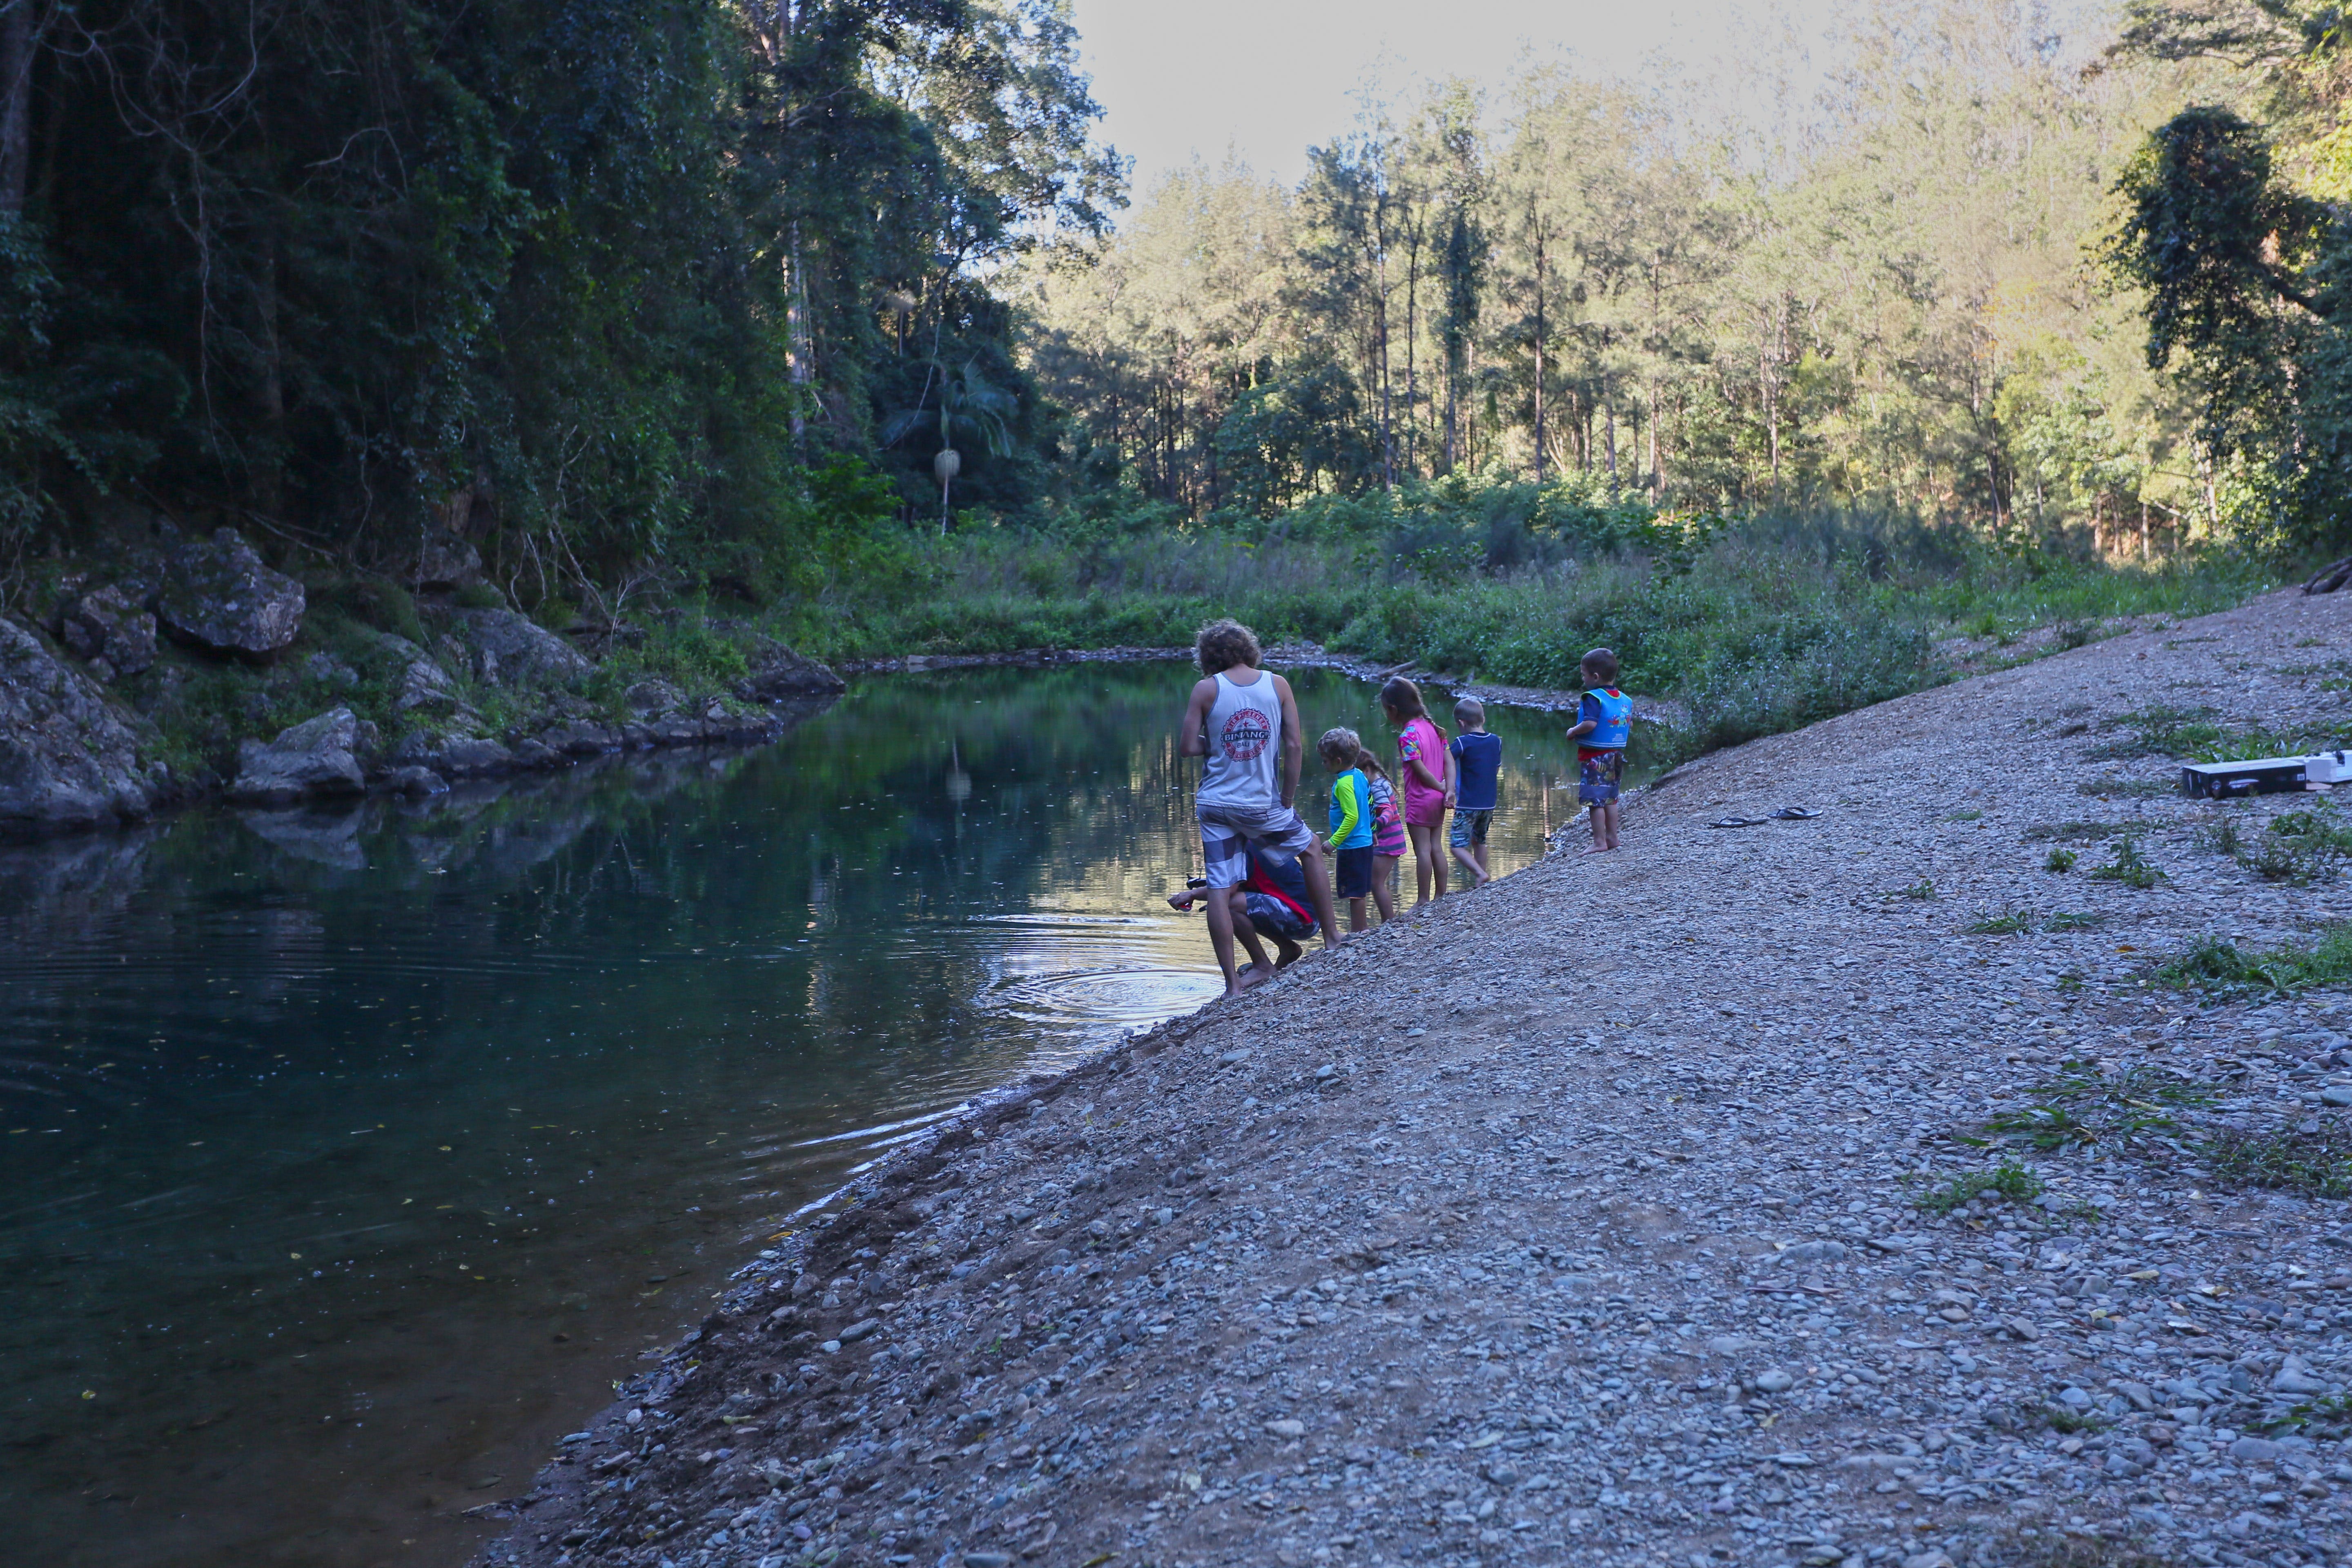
1178, 619, 1341, 995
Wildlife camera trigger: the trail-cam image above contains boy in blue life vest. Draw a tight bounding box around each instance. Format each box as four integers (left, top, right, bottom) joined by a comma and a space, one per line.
1446, 697, 1502, 888
1565, 647, 1632, 854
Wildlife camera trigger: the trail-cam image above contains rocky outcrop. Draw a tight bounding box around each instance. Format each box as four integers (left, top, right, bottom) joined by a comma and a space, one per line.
395, 654, 461, 713
450, 608, 591, 688
155, 529, 305, 657
230, 707, 366, 802
0, 615, 159, 835
410, 531, 484, 590
388, 728, 514, 779
351, 629, 463, 714
738, 639, 845, 700
58, 585, 158, 678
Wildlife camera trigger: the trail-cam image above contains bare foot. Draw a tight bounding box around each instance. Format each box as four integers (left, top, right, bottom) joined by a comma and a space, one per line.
1581, 844, 1610, 855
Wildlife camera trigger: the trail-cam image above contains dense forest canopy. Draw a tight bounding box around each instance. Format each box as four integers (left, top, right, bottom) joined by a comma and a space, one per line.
0, 0, 1118, 605
4, 0, 2350, 617
1022, 4, 2216, 541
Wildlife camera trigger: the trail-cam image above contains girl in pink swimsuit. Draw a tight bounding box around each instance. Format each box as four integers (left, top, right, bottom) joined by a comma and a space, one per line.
1356, 747, 1405, 923
1380, 676, 1450, 904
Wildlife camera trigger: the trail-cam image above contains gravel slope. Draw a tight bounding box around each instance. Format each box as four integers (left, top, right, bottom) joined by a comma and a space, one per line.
477, 587, 2352, 1568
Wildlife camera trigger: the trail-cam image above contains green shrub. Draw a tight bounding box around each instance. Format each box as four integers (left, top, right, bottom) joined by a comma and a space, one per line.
2086, 837, 2161, 888
2156, 924, 2352, 997
2204, 1125, 2352, 1198
1915, 1161, 2045, 1214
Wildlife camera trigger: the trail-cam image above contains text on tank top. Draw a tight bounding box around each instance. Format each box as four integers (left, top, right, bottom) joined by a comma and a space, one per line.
1197, 669, 1281, 811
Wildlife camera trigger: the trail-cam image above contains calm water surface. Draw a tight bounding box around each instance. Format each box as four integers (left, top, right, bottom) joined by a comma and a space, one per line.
0, 664, 1605, 1567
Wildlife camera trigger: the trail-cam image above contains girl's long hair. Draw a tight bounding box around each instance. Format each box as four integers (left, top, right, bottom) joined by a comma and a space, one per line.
1379, 675, 1446, 740
1355, 746, 1390, 781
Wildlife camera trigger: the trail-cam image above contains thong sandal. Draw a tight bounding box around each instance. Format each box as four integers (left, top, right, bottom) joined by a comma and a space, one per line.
1768, 806, 1822, 820
1707, 816, 1768, 829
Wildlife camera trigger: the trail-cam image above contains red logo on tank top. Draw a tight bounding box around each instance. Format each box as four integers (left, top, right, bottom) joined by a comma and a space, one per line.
1220, 708, 1272, 762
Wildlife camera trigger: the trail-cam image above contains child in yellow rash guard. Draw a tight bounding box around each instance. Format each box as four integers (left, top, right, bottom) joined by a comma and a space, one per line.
1318, 728, 1375, 932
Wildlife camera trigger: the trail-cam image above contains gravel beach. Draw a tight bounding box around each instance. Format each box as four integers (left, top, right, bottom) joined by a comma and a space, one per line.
475, 586, 2352, 1568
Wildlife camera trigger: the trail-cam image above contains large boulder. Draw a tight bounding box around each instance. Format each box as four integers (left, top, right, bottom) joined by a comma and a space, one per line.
353, 628, 463, 714
231, 707, 365, 802
410, 531, 484, 590
0, 614, 157, 834
155, 528, 305, 657
451, 608, 590, 688
738, 639, 845, 701
58, 585, 159, 679
387, 728, 514, 779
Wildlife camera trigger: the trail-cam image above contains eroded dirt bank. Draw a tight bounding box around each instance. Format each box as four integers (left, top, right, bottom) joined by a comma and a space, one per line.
475, 588, 2352, 1568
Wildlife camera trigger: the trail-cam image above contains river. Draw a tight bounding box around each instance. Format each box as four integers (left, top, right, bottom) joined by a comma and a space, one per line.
0, 662, 1616, 1567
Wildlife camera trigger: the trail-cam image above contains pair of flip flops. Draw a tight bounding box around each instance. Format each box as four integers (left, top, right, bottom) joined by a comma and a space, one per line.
1707, 806, 1821, 828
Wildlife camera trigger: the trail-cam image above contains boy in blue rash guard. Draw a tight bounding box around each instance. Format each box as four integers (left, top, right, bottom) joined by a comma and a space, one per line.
1318, 727, 1376, 931
1565, 647, 1632, 854
1446, 697, 1502, 887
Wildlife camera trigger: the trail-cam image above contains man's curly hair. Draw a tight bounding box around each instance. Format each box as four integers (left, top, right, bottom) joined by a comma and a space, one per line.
1195, 618, 1263, 675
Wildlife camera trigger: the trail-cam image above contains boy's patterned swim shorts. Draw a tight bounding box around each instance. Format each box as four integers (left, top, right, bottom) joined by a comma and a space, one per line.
1577, 749, 1624, 804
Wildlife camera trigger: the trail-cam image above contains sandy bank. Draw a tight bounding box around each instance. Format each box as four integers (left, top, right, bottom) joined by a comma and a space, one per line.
475, 587, 2352, 1568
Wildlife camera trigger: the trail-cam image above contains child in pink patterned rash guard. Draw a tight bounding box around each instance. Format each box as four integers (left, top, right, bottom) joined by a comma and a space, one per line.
1356, 747, 1404, 924
1379, 675, 1449, 905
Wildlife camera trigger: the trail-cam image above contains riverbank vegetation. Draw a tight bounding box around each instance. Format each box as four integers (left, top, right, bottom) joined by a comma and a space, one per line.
0, 0, 2339, 776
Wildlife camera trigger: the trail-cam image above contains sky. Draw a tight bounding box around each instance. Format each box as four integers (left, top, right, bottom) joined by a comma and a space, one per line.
1067, 0, 1820, 196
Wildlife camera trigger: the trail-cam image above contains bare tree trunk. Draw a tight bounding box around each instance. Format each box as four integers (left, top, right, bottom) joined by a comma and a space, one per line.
786, 229, 810, 440
1376, 210, 1394, 490
1404, 227, 1421, 478
2140, 499, 2149, 562
255, 232, 285, 517
0, 0, 39, 217
1604, 381, 1618, 494
1646, 376, 1659, 492
1531, 228, 1546, 483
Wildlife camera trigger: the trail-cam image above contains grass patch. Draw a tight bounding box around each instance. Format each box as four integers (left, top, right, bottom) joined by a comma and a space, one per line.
2156, 924, 2352, 998
2083, 705, 2323, 763
2275, 1390, 2352, 1437
1965, 907, 2105, 934
2038, 1404, 2112, 1435
1948, 808, 1984, 822
794, 509, 2271, 775
1915, 1160, 2046, 1214
2075, 776, 2172, 798
2084, 837, 2161, 889
2044, 847, 2078, 872
1973, 1060, 2214, 1152
2203, 1124, 2352, 1199
2196, 815, 2244, 856
1898, 877, 1938, 901
1991, 1529, 2172, 1568
2243, 808, 2352, 885
2022, 820, 2137, 842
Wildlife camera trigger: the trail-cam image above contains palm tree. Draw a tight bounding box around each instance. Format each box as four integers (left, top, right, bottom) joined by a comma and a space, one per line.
881, 358, 1017, 531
